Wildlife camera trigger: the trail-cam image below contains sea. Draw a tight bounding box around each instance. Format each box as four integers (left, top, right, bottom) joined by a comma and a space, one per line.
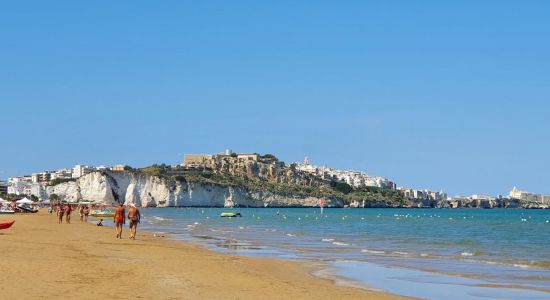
125, 208, 550, 299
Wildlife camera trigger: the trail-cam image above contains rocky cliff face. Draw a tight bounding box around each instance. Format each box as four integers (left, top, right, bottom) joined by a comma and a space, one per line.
46, 171, 342, 208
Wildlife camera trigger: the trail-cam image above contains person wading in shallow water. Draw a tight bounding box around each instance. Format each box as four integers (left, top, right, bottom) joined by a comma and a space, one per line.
114, 203, 125, 239
127, 204, 141, 240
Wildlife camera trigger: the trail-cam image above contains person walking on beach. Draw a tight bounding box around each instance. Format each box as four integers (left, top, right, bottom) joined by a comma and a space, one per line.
79, 205, 84, 222
83, 205, 90, 222
64, 204, 72, 224
128, 204, 141, 240
114, 203, 125, 239
57, 204, 64, 224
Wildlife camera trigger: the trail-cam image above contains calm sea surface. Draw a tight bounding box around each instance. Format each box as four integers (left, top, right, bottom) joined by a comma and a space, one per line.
132, 208, 550, 299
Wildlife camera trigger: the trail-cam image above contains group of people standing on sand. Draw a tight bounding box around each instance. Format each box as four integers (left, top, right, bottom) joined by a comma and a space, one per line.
53, 203, 73, 224
79, 205, 90, 222
114, 203, 141, 239
50, 201, 141, 240
52, 203, 90, 224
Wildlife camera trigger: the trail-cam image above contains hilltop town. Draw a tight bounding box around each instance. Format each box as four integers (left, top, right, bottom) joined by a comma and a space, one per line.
1, 150, 549, 208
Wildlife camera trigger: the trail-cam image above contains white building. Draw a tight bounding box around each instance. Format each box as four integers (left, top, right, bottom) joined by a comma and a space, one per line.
51, 168, 73, 180
471, 194, 493, 200
32, 172, 52, 183
31, 183, 47, 200
72, 165, 95, 178
509, 187, 550, 204
7, 181, 32, 195
0, 180, 7, 194
8, 176, 32, 184
398, 187, 447, 201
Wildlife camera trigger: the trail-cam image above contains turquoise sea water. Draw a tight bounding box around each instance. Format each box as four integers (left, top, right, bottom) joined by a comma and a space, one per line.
133, 208, 550, 299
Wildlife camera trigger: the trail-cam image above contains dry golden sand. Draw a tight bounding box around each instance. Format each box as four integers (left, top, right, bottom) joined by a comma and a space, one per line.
0, 211, 406, 300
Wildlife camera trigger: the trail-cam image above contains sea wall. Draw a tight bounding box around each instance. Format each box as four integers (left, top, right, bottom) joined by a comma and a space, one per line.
46, 171, 343, 208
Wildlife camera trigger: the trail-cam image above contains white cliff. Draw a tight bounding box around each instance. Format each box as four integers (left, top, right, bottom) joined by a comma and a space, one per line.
46, 171, 343, 208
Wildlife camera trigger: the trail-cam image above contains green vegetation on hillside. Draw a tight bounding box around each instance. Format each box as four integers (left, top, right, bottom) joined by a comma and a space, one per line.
256, 153, 279, 164
162, 171, 407, 207
49, 178, 77, 186
140, 164, 171, 177
131, 159, 409, 207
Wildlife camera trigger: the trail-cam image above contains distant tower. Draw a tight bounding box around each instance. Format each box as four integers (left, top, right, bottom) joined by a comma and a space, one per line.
304, 156, 310, 165
225, 149, 232, 155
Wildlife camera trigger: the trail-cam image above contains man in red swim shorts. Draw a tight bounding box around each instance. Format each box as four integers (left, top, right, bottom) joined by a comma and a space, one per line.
114, 203, 126, 239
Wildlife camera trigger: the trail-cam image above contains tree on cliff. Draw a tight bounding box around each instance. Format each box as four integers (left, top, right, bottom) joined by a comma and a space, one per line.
330, 181, 353, 194
257, 154, 278, 164
49, 178, 77, 186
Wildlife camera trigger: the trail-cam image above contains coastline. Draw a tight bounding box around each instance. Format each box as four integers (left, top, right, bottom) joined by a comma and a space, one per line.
0, 211, 405, 300
135, 207, 550, 299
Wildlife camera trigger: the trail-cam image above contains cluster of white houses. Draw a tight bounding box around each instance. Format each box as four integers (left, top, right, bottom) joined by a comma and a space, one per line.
295, 156, 397, 190
295, 156, 448, 201
3, 164, 126, 199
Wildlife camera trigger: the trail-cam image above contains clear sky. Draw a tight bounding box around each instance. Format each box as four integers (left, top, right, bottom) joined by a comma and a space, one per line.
1, 1, 549, 196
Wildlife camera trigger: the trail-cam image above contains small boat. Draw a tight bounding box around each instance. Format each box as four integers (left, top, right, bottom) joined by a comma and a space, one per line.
0, 220, 15, 230
17, 204, 38, 213
91, 210, 114, 218
0, 208, 15, 214
220, 212, 241, 218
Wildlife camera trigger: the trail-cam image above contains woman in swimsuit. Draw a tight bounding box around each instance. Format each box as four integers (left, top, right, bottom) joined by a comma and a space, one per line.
79, 206, 84, 222
83, 206, 89, 222
57, 205, 64, 224
64, 204, 72, 224
114, 204, 125, 239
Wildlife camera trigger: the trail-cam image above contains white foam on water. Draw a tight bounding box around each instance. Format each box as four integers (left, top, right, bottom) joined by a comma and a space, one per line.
513, 264, 530, 269
322, 238, 335, 242
332, 241, 350, 246
361, 249, 385, 254
461, 252, 474, 257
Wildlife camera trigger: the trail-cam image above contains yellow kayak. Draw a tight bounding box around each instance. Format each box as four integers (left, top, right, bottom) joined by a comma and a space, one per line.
220, 212, 241, 217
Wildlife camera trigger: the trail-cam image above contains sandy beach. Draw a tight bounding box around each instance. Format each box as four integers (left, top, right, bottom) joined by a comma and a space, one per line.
0, 211, 404, 300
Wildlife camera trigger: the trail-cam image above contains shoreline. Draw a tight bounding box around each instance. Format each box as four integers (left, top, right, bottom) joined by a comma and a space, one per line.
0, 211, 405, 300
133, 207, 550, 299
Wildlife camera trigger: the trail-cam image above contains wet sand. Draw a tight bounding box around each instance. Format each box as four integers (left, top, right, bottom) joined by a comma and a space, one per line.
0, 212, 405, 300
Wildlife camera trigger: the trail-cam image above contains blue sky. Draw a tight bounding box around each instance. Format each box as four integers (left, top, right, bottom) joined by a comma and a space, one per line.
1, 1, 549, 196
